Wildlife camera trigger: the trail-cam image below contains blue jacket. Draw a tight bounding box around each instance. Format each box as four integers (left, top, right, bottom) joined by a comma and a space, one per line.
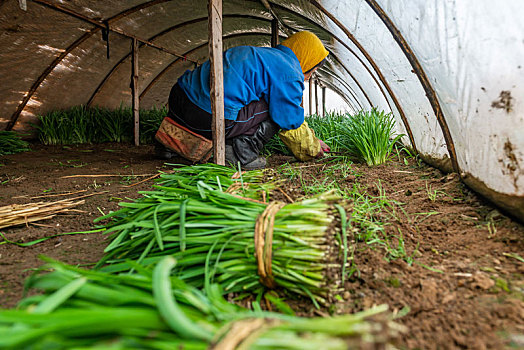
177, 45, 305, 131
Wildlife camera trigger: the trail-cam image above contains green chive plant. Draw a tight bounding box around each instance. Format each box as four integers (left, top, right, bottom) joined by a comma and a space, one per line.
0, 131, 30, 156
306, 112, 348, 153
337, 109, 404, 166
263, 110, 403, 166
0, 256, 402, 349
96, 105, 133, 143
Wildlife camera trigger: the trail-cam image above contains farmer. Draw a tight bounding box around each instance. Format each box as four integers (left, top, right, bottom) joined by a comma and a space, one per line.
155, 30, 331, 169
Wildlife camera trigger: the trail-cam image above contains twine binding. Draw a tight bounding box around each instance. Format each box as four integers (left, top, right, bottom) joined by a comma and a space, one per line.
254, 201, 285, 289
211, 318, 278, 350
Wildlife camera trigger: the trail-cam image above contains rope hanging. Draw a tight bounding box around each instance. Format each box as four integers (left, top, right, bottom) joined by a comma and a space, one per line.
254, 201, 285, 289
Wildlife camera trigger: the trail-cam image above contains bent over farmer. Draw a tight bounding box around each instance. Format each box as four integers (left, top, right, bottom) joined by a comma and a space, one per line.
155, 31, 330, 169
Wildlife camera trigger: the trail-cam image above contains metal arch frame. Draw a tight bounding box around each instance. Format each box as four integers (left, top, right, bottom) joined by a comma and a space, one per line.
316, 66, 364, 111
137, 34, 365, 112
305, 0, 418, 154
137, 33, 365, 112
139, 32, 281, 103
266, 2, 393, 111
84, 16, 368, 112
319, 77, 360, 113
363, 0, 459, 173
6, 0, 173, 131
323, 81, 357, 114
87, 14, 271, 106
8, 0, 397, 136
274, 20, 373, 109
7, 0, 425, 157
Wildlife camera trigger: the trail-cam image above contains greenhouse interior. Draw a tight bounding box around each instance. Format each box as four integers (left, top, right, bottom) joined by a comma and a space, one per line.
0, 0, 523, 349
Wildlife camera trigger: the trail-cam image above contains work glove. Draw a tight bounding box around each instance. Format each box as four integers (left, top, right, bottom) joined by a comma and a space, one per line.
316, 138, 330, 158
278, 121, 321, 161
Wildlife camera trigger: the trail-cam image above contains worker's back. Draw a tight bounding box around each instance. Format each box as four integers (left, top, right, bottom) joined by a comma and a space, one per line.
178, 45, 305, 130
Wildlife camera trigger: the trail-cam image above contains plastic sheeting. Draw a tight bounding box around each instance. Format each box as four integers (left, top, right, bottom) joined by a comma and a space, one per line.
0, 0, 522, 220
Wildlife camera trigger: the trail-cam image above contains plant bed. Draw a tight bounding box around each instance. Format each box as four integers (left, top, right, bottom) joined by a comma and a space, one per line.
0, 143, 523, 349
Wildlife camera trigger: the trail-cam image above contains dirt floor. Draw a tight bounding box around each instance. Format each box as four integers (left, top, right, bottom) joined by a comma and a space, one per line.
1, 143, 523, 349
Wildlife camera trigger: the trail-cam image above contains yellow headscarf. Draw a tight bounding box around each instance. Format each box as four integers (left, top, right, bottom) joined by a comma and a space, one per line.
280, 31, 329, 73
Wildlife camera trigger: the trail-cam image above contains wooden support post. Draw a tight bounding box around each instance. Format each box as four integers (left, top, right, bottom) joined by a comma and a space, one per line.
208, 0, 225, 165
308, 78, 313, 116
315, 79, 319, 116
271, 19, 279, 48
322, 86, 326, 117
132, 38, 139, 146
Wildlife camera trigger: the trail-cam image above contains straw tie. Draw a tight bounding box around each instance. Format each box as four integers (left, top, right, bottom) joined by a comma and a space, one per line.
211, 318, 278, 350
254, 201, 285, 289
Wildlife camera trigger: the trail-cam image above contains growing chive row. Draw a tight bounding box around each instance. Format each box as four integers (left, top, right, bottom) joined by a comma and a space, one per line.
0, 257, 402, 349
95, 164, 348, 306
36, 105, 165, 145
264, 110, 403, 165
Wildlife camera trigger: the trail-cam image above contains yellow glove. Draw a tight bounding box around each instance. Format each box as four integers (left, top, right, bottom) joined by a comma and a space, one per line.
278, 121, 321, 161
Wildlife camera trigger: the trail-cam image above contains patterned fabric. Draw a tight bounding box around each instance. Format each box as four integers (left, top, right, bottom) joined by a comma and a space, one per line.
155, 117, 212, 163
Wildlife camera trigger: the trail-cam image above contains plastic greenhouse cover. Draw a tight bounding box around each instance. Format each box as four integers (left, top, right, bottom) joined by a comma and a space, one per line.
0, 0, 522, 216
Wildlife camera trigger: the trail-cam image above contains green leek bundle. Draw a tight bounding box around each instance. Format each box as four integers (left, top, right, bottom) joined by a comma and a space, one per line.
0, 257, 403, 349
0, 131, 30, 156
96, 165, 349, 306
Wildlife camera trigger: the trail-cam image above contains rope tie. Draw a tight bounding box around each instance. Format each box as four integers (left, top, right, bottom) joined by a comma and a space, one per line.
211, 318, 278, 350
254, 201, 285, 289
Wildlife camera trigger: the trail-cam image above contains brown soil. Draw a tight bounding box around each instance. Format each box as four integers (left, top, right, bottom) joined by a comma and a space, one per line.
1, 144, 523, 349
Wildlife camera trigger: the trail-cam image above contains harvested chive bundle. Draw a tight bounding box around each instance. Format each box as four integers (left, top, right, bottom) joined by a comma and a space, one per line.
0, 131, 30, 156
96, 165, 347, 306
157, 163, 274, 201
0, 257, 403, 349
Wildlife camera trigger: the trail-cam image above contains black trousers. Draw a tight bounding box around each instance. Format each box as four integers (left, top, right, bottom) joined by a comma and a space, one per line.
167, 83, 272, 140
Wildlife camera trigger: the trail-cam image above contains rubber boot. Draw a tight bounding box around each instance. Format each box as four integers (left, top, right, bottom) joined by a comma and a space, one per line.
229, 119, 280, 168
154, 140, 177, 160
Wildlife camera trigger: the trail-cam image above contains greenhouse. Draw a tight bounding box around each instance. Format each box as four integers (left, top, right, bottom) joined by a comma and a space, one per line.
0, 0, 523, 349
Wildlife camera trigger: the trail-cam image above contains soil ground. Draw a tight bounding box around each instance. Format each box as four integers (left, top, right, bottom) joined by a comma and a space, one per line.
1, 143, 523, 349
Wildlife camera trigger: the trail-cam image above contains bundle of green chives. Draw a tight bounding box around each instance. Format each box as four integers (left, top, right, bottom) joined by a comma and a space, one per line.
96, 165, 348, 306
0, 131, 30, 156
0, 257, 403, 349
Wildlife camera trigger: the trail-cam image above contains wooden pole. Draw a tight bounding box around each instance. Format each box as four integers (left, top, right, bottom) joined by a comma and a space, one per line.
208, 0, 225, 165
315, 79, 319, 116
308, 78, 313, 116
322, 86, 326, 117
132, 38, 139, 146
271, 19, 279, 47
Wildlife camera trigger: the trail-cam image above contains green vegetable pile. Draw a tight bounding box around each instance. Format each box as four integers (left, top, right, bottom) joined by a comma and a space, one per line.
0, 257, 403, 349
0, 164, 407, 349
97, 164, 348, 307
0, 131, 30, 156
